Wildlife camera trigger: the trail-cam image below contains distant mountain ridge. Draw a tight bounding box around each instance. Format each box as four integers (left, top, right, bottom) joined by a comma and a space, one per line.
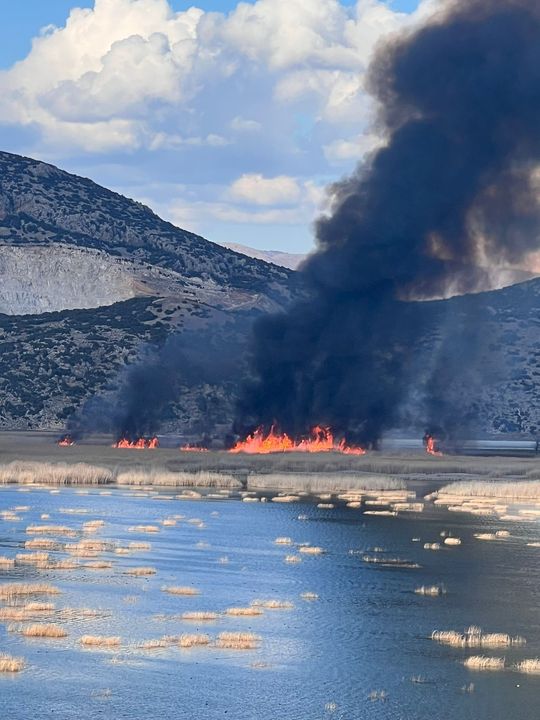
221, 242, 307, 270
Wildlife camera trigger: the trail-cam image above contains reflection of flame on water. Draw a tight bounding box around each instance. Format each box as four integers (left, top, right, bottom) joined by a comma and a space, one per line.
423, 432, 442, 456
229, 426, 366, 455
113, 437, 159, 449
180, 445, 209, 453
57, 435, 75, 447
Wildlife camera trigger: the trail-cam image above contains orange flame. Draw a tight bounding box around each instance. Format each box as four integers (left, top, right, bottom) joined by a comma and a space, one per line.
57, 435, 75, 447
424, 434, 442, 456
113, 437, 159, 449
180, 445, 209, 453
229, 426, 366, 455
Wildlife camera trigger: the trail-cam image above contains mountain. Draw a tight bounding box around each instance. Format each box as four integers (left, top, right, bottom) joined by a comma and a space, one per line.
0, 151, 302, 435
221, 242, 307, 270
0, 150, 539, 440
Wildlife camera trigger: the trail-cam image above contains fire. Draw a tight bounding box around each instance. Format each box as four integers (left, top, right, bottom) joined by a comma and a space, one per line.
180, 445, 209, 453
57, 435, 75, 447
423, 433, 442, 456
229, 426, 366, 455
113, 437, 159, 449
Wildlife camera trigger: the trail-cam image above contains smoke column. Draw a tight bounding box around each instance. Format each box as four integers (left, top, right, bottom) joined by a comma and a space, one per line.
236, 0, 540, 446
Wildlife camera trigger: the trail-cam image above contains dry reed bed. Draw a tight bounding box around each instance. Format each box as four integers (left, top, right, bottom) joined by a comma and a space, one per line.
12, 623, 67, 638
432, 480, 540, 502
0, 583, 61, 600
215, 632, 261, 650
0, 462, 113, 485
432, 626, 525, 648
0, 652, 25, 672
80, 635, 121, 647
248, 473, 406, 494
117, 470, 241, 489
463, 656, 505, 671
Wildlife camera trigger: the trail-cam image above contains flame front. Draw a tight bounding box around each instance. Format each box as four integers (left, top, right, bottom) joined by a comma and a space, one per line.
113, 437, 159, 449
57, 435, 75, 447
230, 426, 365, 455
424, 433, 442, 456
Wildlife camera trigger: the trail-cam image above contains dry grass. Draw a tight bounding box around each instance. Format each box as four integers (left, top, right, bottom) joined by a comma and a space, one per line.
248, 473, 405, 494
463, 656, 505, 671
415, 585, 446, 596
26, 524, 77, 537
225, 607, 263, 616
128, 541, 152, 550
215, 632, 261, 650
80, 635, 121, 647
24, 538, 60, 550
116, 469, 241, 488
182, 611, 218, 621
251, 599, 294, 609
19, 623, 67, 638
179, 633, 210, 648
125, 567, 156, 576
515, 659, 540, 674
299, 546, 325, 555
432, 626, 526, 648
0, 653, 25, 672
16, 552, 50, 565
434, 480, 540, 501
0, 461, 113, 485
162, 586, 200, 596
128, 525, 160, 534
0, 583, 61, 600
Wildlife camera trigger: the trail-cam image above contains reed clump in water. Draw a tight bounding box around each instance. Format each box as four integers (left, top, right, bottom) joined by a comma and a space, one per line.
299, 546, 325, 555
251, 599, 294, 610
182, 611, 218, 621
300, 592, 319, 601
18, 623, 67, 638
138, 637, 177, 650
26, 525, 77, 537
215, 632, 261, 650
80, 635, 121, 647
125, 567, 157, 576
128, 541, 152, 550
129, 525, 160, 534
0, 461, 113, 486
415, 585, 446, 596
0, 556, 15, 568
225, 607, 263, 616
179, 633, 210, 648
284, 555, 302, 564
0, 653, 25, 672
515, 659, 540, 674
16, 552, 50, 565
432, 626, 525, 647
162, 586, 200, 596
463, 656, 505, 671
274, 537, 293, 545
24, 539, 60, 550
0, 583, 61, 600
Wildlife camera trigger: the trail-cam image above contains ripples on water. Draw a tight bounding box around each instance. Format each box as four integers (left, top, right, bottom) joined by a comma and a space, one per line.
0, 485, 538, 720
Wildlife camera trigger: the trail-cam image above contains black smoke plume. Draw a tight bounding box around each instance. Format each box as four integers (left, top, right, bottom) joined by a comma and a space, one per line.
236, 0, 540, 447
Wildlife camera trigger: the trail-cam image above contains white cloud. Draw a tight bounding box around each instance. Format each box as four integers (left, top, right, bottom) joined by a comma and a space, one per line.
0, 0, 435, 252
229, 174, 302, 206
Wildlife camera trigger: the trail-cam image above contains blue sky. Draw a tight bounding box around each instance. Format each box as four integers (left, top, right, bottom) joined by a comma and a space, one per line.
0, 0, 422, 253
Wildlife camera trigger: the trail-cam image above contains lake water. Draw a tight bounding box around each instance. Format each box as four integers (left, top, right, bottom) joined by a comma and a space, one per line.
0, 485, 538, 720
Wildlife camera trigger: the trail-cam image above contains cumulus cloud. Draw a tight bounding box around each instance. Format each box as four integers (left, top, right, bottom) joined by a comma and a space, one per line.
0, 0, 434, 251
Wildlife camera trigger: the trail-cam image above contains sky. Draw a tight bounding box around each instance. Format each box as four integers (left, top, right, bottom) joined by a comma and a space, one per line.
0, 0, 426, 253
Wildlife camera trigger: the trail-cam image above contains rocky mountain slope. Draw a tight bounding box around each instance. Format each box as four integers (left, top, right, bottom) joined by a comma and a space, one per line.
0, 150, 539, 440
221, 242, 306, 270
